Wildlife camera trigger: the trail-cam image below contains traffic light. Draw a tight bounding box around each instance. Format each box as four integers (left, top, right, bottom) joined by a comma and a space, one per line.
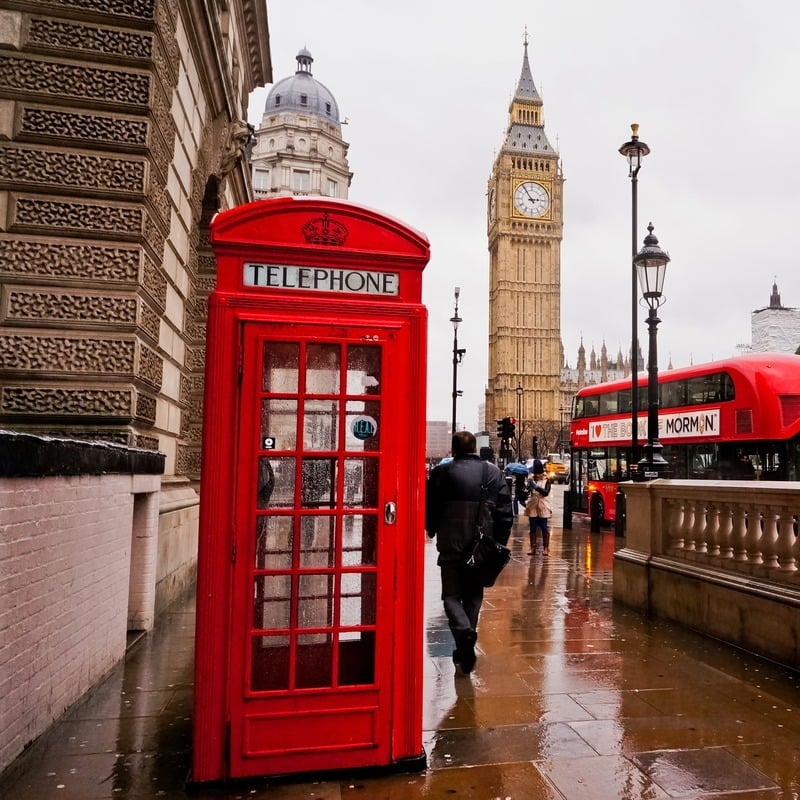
502, 416, 516, 440
496, 418, 505, 440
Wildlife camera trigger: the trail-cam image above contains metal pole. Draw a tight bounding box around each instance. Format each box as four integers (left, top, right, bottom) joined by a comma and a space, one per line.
450, 288, 462, 438
620, 124, 650, 475
451, 326, 458, 437
641, 305, 667, 475
516, 384, 523, 460
631, 172, 639, 467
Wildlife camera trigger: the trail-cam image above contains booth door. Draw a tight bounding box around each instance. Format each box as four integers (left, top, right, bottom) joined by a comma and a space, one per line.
228, 320, 405, 778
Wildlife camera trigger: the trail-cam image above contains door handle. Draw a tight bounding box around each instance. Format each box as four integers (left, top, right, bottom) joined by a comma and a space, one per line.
384, 502, 397, 525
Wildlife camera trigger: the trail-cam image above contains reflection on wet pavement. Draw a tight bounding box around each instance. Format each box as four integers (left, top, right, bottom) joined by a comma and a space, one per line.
1, 486, 799, 799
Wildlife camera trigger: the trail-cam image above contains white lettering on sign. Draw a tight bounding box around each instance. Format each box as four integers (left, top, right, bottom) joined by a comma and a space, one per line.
244, 263, 400, 296
588, 409, 721, 443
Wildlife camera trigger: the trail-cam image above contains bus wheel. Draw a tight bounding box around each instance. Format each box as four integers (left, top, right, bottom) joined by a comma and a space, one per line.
590, 494, 604, 533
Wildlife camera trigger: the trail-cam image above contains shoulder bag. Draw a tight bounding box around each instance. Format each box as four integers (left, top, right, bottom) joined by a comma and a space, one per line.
465, 462, 511, 587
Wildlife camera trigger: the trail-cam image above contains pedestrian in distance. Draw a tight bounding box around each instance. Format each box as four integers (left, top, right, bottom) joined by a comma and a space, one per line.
425, 430, 513, 674
525, 459, 552, 555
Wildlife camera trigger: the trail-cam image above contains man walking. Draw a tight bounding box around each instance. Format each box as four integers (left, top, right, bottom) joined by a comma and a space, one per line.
426, 431, 513, 673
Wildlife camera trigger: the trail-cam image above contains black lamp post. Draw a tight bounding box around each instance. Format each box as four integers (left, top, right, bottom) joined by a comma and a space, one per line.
619, 123, 650, 470
450, 287, 465, 437
634, 223, 670, 479
516, 383, 523, 459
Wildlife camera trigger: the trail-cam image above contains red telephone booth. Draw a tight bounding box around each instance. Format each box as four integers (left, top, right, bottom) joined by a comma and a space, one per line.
192, 197, 430, 782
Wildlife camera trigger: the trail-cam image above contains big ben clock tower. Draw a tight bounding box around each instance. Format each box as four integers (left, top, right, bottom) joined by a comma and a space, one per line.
486, 33, 564, 455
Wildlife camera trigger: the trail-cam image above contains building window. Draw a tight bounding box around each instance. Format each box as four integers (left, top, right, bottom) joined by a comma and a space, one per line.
275, 95, 281, 106
253, 168, 270, 192
326, 102, 331, 115
300, 94, 308, 106
293, 170, 311, 192
326, 179, 337, 197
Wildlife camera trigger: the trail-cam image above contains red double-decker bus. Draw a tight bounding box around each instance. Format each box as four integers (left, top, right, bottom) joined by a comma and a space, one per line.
565, 353, 800, 530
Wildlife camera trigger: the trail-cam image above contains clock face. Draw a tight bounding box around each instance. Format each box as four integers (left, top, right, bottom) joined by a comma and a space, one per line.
488, 187, 496, 222
513, 181, 550, 217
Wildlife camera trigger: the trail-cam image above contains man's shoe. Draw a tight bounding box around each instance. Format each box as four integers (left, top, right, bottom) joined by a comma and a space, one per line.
456, 629, 478, 673
459, 644, 476, 673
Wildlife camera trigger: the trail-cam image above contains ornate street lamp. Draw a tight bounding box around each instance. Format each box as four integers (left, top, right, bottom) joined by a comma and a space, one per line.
516, 383, 524, 459
634, 223, 670, 479
619, 123, 650, 470
450, 287, 465, 437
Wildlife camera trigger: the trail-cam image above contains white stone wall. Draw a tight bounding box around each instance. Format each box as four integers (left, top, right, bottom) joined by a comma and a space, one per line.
751, 308, 800, 353
0, 472, 160, 773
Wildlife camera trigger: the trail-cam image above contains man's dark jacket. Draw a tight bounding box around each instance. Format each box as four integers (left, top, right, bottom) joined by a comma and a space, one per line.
425, 454, 513, 563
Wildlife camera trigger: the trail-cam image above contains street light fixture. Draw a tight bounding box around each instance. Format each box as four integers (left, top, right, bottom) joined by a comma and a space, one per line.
619, 123, 650, 471
516, 383, 524, 459
450, 287, 466, 437
634, 223, 670, 479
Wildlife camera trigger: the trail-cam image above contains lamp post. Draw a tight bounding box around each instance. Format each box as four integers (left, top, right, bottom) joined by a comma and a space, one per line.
619, 123, 650, 471
634, 223, 670, 479
450, 287, 465, 437
516, 383, 523, 459
559, 405, 569, 453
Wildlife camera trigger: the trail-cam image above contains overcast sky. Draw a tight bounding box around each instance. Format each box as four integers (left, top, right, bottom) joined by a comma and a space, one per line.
248, 0, 800, 432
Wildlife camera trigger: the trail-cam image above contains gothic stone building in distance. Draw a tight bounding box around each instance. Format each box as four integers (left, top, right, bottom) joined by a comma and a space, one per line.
0, 0, 271, 611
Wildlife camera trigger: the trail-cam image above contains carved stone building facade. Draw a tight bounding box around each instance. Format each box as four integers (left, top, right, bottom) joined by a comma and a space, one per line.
0, 0, 270, 606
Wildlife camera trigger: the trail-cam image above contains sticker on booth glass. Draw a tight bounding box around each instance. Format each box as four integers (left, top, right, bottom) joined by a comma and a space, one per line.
263, 436, 276, 449
351, 416, 378, 441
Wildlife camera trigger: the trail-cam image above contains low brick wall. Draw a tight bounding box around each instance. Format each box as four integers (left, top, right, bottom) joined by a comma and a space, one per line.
0, 431, 164, 773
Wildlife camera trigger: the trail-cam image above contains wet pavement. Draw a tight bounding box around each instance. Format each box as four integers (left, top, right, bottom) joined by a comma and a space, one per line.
3, 485, 800, 799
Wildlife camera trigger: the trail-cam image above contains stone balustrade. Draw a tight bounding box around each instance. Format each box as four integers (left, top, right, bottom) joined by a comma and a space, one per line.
614, 479, 800, 669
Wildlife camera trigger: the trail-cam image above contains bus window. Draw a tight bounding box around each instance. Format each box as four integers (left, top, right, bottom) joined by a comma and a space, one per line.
615, 448, 630, 481
761, 447, 782, 480
584, 397, 599, 417
662, 444, 686, 478
688, 444, 717, 479
599, 393, 618, 415
687, 371, 727, 405
721, 372, 735, 401
587, 449, 608, 480
618, 389, 631, 414
661, 379, 687, 409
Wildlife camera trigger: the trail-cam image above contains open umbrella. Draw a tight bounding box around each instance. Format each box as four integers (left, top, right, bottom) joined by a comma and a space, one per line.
505, 462, 529, 476
438, 456, 453, 465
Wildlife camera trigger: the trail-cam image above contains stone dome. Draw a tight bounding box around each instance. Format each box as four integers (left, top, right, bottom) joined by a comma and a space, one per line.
265, 48, 340, 123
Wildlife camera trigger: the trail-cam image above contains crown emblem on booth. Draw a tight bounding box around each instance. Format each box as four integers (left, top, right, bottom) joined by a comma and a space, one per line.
301, 214, 348, 246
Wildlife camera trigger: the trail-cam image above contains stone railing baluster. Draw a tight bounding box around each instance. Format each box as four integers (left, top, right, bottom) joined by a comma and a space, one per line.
717, 503, 734, 559
760, 509, 780, 570
732, 504, 748, 562
706, 503, 720, 556
666, 497, 684, 551
692, 499, 708, 554
777, 510, 798, 574
683, 498, 696, 551
745, 505, 764, 565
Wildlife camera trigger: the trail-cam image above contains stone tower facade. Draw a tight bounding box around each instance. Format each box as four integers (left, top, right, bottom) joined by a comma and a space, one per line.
250, 48, 351, 200
0, 1, 270, 606
486, 35, 564, 453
